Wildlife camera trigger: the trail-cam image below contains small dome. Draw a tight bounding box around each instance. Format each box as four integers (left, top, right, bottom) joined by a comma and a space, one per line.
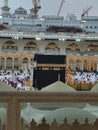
14, 7, 27, 15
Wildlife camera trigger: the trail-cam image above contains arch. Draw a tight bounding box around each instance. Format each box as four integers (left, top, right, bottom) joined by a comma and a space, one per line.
68, 59, 75, 70
90, 60, 97, 71
6, 57, 13, 70
83, 60, 88, 71
22, 57, 29, 63
30, 58, 34, 65
22, 57, 29, 72
86, 44, 98, 52
76, 59, 81, 71
2, 40, 18, 51
24, 41, 39, 52
66, 43, 80, 52
14, 57, 19, 70
45, 42, 60, 54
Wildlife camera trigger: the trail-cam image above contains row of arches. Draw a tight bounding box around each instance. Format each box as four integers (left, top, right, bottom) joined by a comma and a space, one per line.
0, 53, 98, 72
0, 53, 34, 71
67, 55, 98, 72
1, 40, 98, 54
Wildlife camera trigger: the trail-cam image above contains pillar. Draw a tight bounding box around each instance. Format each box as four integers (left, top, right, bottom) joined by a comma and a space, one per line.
4, 59, 6, 70
81, 62, 84, 71
89, 62, 91, 71
73, 62, 76, 71
12, 59, 14, 70
0, 57, 1, 69
97, 63, 98, 72
7, 96, 21, 130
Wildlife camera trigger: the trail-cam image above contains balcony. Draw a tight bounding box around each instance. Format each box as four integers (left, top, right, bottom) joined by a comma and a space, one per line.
2, 48, 18, 53
0, 30, 98, 41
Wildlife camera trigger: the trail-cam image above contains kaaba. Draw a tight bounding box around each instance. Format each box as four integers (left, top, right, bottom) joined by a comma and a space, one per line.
33, 54, 66, 90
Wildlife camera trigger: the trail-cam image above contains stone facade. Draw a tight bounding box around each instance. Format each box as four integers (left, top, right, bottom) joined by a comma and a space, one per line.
0, 37, 98, 71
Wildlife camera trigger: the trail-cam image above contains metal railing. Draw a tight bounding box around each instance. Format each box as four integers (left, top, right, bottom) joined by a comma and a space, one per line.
0, 30, 98, 40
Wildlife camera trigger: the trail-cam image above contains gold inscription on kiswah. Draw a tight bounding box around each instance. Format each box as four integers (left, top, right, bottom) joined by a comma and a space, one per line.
53, 68, 60, 70
42, 68, 61, 70
42, 68, 49, 70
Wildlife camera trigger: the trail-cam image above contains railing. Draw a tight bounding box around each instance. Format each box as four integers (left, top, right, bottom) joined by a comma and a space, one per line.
0, 91, 98, 130
0, 30, 98, 40
2, 49, 18, 53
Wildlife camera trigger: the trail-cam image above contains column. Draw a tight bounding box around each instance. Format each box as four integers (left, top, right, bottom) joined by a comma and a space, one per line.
81, 62, 84, 71
27, 59, 30, 74
18, 58, 20, 70
39, 46, 45, 54
89, 62, 91, 71
4, 59, 6, 71
12, 59, 14, 70
7, 97, 21, 130
28, 59, 30, 70
0, 57, 2, 70
59, 45, 65, 55
97, 63, 98, 71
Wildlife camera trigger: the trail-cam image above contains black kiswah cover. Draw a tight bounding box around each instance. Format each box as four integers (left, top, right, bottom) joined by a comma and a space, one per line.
33, 54, 66, 90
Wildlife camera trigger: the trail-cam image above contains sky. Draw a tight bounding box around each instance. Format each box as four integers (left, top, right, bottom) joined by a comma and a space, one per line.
0, 0, 98, 19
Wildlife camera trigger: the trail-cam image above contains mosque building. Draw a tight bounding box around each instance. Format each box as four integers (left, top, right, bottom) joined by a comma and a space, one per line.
0, 0, 98, 73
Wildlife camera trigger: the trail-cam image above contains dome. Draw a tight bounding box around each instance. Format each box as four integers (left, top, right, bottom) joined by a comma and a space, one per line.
41, 81, 76, 92
14, 7, 27, 15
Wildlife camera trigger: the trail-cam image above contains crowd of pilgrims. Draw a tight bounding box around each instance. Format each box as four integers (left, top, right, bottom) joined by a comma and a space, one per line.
0, 68, 98, 91
0, 71, 32, 91
66, 68, 98, 91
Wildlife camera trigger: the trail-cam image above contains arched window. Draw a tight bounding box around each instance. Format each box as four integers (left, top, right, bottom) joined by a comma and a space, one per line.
24, 41, 39, 52
6, 57, 13, 69
86, 44, 98, 52
2, 40, 18, 51
66, 43, 80, 52
45, 42, 60, 54
22, 58, 29, 63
